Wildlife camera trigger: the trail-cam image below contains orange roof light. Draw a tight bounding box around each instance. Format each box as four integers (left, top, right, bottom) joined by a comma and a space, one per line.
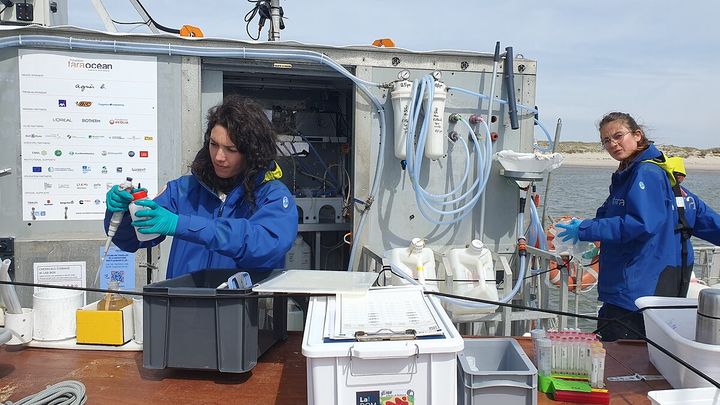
371, 38, 395, 47
179, 25, 204, 38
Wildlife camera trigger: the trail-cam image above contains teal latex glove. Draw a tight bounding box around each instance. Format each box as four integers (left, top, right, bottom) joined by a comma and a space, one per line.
131, 199, 178, 236
105, 185, 147, 212
556, 218, 582, 243
106, 185, 144, 212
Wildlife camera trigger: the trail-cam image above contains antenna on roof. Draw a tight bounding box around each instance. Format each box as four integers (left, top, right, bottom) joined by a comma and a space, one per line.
245, 0, 286, 41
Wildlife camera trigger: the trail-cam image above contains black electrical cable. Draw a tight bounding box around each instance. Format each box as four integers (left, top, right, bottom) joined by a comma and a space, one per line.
5, 269, 717, 388
110, 18, 151, 26
244, 0, 267, 40
524, 258, 574, 280
424, 289, 720, 389
0, 279, 332, 300
132, 0, 180, 34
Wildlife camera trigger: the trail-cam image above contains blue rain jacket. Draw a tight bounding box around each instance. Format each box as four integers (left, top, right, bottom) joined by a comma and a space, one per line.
577, 144, 720, 310
105, 169, 298, 279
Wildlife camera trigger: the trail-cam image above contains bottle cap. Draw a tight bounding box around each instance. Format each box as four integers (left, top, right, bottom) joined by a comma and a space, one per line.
132, 190, 148, 201
410, 238, 425, 249
470, 239, 484, 251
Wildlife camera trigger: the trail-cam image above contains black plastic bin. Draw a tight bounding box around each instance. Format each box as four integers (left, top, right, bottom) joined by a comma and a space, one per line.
142, 268, 287, 373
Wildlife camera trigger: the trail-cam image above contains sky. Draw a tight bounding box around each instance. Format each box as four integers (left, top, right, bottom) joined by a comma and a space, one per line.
67, 0, 720, 148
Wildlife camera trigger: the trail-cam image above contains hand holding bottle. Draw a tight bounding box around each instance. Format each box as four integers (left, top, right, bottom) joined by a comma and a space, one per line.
106, 185, 134, 212
106, 184, 146, 212
131, 199, 178, 236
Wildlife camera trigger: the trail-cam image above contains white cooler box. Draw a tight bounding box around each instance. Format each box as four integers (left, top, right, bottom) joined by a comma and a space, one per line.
636, 296, 720, 389
302, 286, 464, 405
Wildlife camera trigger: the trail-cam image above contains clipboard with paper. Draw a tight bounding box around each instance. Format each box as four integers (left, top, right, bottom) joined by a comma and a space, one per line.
325, 286, 443, 340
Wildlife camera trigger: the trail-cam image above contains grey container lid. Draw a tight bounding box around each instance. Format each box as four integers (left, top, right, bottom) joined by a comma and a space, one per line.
698, 288, 720, 318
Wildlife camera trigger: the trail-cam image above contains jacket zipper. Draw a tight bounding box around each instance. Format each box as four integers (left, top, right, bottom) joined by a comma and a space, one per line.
205, 195, 227, 269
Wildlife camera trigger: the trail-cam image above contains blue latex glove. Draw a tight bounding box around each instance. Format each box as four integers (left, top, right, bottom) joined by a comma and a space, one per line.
556, 218, 582, 243
106, 185, 135, 212
131, 199, 178, 236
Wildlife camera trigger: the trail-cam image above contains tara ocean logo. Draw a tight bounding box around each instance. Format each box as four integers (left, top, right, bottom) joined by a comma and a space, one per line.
32, 166, 42, 172
58, 99, 67, 107
68, 59, 113, 71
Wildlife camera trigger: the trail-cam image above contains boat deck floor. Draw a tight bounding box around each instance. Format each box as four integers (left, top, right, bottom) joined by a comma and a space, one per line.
0, 333, 672, 404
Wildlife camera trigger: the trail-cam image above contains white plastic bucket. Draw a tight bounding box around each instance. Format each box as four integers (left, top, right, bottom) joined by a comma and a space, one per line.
32, 288, 83, 341
5, 308, 33, 345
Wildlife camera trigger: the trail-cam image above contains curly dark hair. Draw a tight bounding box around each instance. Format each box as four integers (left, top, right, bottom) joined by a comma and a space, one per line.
191, 95, 277, 204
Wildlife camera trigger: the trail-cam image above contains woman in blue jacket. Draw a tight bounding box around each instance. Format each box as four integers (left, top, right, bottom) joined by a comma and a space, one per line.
558, 112, 720, 341
104, 96, 298, 279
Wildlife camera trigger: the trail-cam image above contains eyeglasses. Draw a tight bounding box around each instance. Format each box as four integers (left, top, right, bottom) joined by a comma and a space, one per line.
601, 131, 632, 149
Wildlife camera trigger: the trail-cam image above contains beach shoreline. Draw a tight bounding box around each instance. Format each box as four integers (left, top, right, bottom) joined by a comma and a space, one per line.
561, 152, 720, 171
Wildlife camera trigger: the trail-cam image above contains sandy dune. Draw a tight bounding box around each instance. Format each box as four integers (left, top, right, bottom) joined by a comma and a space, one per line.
561, 152, 720, 171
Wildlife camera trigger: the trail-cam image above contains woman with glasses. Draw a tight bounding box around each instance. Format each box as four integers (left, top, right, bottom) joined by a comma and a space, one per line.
557, 111, 720, 341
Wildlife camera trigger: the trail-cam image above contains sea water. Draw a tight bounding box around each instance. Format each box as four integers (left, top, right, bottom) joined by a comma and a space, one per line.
542, 164, 720, 330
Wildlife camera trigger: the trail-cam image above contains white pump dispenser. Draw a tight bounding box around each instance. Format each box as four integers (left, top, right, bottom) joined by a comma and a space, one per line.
447, 239, 498, 314
386, 238, 438, 291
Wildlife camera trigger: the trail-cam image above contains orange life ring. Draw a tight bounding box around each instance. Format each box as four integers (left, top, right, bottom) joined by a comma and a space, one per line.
546, 216, 600, 292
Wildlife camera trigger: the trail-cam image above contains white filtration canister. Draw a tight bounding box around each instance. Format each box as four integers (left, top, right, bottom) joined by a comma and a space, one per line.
32, 288, 84, 341
390, 79, 414, 160
424, 81, 447, 160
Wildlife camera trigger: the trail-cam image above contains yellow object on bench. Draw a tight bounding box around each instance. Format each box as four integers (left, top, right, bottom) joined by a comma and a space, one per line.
76, 301, 133, 345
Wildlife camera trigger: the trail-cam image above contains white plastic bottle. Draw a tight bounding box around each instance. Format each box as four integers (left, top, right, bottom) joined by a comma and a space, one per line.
285, 235, 311, 270
447, 239, 498, 314
386, 238, 438, 291
128, 190, 161, 242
